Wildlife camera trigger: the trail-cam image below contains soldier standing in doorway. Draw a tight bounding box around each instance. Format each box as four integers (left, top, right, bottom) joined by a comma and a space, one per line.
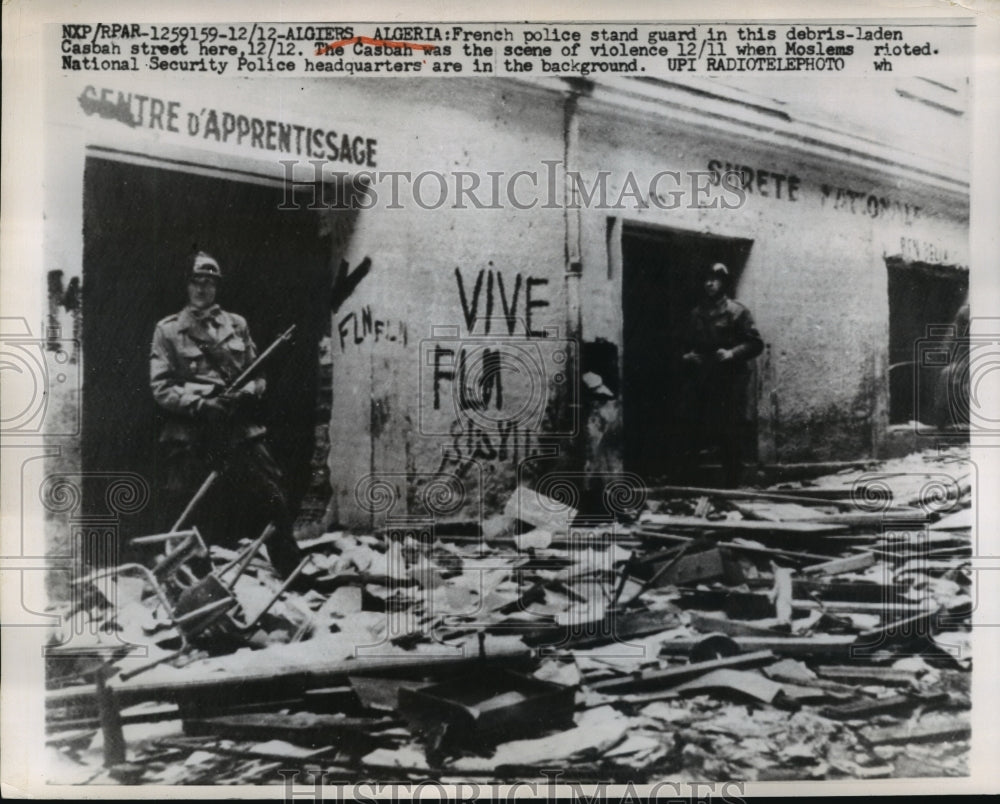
678, 262, 764, 487
149, 252, 305, 581
935, 297, 970, 430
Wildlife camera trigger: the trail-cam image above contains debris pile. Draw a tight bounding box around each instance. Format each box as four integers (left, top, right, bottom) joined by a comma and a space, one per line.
45, 447, 972, 783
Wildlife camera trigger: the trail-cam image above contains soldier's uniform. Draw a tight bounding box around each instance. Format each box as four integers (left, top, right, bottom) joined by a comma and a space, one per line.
679, 276, 764, 487
934, 301, 969, 430
150, 256, 303, 579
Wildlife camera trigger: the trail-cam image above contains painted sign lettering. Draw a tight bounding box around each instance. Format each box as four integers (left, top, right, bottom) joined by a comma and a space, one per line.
707, 159, 801, 201
820, 184, 921, 223
76, 85, 379, 165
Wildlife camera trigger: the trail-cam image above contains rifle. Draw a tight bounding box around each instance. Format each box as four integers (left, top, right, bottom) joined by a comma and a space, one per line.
171, 324, 296, 533
217, 324, 296, 400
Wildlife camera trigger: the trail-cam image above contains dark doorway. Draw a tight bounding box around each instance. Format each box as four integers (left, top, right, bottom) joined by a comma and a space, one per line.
886, 259, 968, 426
621, 224, 753, 481
81, 156, 334, 547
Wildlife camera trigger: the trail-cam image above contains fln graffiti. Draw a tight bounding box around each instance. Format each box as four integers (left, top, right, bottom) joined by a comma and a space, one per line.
431, 344, 503, 411
337, 305, 408, 350
430, 267, 554, 412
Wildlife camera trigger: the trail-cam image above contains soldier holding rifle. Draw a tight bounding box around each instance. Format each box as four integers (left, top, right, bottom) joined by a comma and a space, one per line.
149, 251, 305, 581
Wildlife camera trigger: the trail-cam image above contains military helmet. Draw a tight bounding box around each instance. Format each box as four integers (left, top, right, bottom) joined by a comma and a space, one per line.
189, 251, 222, 281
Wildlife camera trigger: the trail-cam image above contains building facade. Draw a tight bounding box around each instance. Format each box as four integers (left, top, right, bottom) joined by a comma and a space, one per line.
42, 73, 969, 535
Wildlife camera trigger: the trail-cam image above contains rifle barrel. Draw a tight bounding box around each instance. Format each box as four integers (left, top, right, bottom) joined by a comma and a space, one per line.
223, 324, 296, 395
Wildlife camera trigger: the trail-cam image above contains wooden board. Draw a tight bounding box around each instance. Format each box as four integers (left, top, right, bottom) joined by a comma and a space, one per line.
641, 514, 847, 534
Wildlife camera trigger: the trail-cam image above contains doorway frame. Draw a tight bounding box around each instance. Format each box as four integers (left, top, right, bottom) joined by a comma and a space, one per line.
614, 217, 758, 481
78, 149, 342, 543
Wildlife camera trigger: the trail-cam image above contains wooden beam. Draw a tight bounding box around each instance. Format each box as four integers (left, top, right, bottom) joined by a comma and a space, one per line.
98, 647, 536, 711
641, 514, 847, 534
183, 712, 399, 747
643, 485, 863, 510
96, 665, 125, 767
861, 719, 970, 745
803, 552, 877, 576
658, 634, 859, 658
814, 666, 918, 686
793, 511, 929, 527
635, 530, 831, 563
820, 692, 950, 720
589, 650, 775, 694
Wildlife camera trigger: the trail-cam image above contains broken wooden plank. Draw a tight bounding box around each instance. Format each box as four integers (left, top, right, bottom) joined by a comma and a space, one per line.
183, 712, 399, 747
688, 613, 787, 638
643, 485, 863, 510
760, 487, 860, 501
794, 578, 911, 603
641, 514, 847, 534
96, 665, 125, 767
659, 634, 859, 658
819, 692, 950, 721
715, 590, 935, 617
588, 650, 775, 694
733, 500, 838, 522
807, 600, 936, 616
635, 530, 831, 563
855, 608, 942, 644
904, 474, 971, 508
814, 666, 918, 687
98, 644, 536, 711
876, 534, 971, 555
519, 607, 682, 650
300, 685, 367, 715
158, 737, 336, 762
729, 636, 861, 658
803, 552, 876, 576
793, 511, 929, 527
46, 683, 102, 721
861, 719, 971, 745
47, 702, 180, 733
762, 661, 859, 695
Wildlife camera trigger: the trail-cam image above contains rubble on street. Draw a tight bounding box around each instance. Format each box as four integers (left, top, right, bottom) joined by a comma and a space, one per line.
44, 447, 973, 785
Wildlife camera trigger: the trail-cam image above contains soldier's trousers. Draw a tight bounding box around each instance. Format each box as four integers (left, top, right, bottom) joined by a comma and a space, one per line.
677, 370, 748, 488
161, 437, 304, 579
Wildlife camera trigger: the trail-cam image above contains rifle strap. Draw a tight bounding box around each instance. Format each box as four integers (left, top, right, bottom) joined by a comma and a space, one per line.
187, 314, 241, 386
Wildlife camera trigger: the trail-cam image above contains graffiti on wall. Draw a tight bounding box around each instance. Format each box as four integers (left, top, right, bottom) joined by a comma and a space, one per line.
337, 306, 408, 350
455, 266, 551, 337
420, 265, 577, 474
439, 418, 547, 466
330, 256, 372, 313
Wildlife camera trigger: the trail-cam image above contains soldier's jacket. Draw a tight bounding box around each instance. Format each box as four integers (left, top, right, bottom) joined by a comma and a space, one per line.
685, 295, 764, 373
150, 304, 266, 444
